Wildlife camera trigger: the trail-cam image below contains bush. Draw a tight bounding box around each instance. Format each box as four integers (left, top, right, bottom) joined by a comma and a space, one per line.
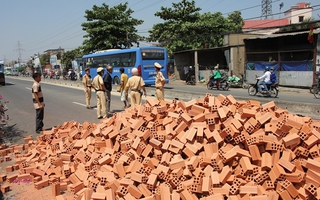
0, 95, 9, 127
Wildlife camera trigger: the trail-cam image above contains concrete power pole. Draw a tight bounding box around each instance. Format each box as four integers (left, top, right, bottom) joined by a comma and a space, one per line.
14, 41, 24, 67
3, 55, 7, 66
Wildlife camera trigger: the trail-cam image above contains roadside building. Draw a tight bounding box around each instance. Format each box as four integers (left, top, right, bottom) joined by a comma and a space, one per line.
173, 33, 260, 82
244, 30, 320, 87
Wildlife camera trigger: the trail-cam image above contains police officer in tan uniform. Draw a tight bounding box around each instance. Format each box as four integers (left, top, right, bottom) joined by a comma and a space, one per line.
154, 62, 165, 101
82, 67, 92, 109
125, 68, 147, 105
92, 67, 107, 119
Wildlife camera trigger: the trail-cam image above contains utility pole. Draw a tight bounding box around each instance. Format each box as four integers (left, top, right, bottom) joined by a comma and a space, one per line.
261, 0, 272, 19
126, 31, 130, 49
14, 41, 24, 66
3, 56, 7, 66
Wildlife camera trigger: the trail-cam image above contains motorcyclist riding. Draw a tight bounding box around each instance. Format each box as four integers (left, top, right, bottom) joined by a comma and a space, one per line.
256, 66, 272, 93
185, 66, 192, 83
211, 65, 221, 85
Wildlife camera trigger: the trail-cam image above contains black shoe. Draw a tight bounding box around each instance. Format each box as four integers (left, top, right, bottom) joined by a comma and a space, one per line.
36, 131, 42, 134
98, 116, 103, 119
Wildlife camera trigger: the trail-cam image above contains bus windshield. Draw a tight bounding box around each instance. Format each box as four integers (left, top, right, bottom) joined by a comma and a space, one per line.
82, 47, 169, 86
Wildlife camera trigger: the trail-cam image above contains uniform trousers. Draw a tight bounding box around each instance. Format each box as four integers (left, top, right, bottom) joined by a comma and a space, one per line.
155, 88, 164, 101
130, 91, 142, 105
96, 91, 107, 118
84, 87, 92, 107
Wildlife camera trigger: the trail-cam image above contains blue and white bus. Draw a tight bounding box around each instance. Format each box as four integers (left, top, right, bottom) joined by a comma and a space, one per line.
82, 46, 169, 85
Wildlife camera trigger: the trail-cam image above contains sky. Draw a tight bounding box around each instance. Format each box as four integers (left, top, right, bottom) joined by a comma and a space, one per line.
1, 0, 320, 62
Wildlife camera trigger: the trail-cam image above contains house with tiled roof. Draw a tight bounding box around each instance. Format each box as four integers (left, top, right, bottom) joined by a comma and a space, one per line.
243, 2, 313, 34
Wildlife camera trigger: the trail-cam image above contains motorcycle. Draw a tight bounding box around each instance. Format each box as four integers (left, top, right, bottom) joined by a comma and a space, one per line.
309, 73, 320, 94
207, 76, 230, 90
248, 76, 279, 98
185, 67, 196, 85
50, 74, 60, 80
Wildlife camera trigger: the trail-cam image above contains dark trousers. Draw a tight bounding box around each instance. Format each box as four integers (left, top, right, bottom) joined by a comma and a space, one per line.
36, 108, 44, 132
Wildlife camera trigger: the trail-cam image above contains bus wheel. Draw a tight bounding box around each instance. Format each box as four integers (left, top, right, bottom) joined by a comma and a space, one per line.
113, 76, 120, 85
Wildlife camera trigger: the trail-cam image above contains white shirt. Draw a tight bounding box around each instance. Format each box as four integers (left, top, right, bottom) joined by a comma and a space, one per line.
258, 71, 271, 82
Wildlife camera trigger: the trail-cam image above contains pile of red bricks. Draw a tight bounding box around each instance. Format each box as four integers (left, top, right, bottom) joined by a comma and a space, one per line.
1, 93, 320, 200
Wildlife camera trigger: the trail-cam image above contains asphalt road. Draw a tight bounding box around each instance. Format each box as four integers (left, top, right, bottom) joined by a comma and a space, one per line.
160, 82, 319, 104
2, 75, 320, 144
11, 75, 318, 104
1, 77, 126, 145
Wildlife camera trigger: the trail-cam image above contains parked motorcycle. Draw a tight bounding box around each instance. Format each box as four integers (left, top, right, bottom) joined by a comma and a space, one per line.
248, 76, 279, 98
207, 76, 230, 90
309, 73, 320, 94
50, 74, 60, 80
185, 66, 196, 85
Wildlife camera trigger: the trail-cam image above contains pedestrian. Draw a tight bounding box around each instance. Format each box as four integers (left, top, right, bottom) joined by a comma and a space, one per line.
32, 72, 45, 134
82, 67, 92, 109
125, 68, 147, 106
103, 65, 113, 114
154, 62, 165, 101
119, 67, 130, 109
92, 67, 107, 119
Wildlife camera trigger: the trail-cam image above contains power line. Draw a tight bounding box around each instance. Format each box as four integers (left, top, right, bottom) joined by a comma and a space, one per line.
244, 6, 320, 29
14, 41, 24, 64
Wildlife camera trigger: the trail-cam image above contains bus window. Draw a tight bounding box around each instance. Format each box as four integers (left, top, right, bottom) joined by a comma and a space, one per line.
120, 53, 136, 67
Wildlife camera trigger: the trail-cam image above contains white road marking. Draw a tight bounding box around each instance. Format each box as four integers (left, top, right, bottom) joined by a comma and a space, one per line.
73, 102, 96, 110
25, 87, 31, 90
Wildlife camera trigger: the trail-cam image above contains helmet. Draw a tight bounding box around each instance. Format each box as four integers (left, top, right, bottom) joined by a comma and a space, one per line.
97, 67, 104, 73
265, 66, 270, 71
270, 67, 274, 71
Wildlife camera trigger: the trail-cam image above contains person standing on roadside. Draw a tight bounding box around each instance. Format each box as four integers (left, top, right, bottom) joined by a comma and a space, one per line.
125, 68, 147, 106
32, 72, 45, 134
103, 66, 113, 114
154, 62, 166, 101
92, 67, 107, 119
82, 67, 92, 109
119, 68, 130, 109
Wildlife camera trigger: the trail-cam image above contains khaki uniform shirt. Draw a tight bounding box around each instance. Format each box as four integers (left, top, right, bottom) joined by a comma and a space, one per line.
125, 76, 145, 91
32, 81, 44, 109
92, 75, 104, 91
82, 74, 92, 87
155, 71, 165, 88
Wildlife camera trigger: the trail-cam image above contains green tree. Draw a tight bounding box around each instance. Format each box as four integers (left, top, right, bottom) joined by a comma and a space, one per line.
81, 2, 143, 53
148, 0, 244, 54
40, 53, 50, 65
279, 18, 320, 33
61, 48, 82, 70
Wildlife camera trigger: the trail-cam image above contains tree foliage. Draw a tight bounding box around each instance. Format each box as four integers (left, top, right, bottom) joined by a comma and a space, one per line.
279, 18, 320, 33
40, 53, 50, 65
148, 0, 244, 54
61, 48, 82, 69
81, 2, 143, 53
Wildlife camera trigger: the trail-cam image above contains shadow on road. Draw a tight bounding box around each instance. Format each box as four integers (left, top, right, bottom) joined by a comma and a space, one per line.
1, 82, 15, 86
0, 124, 26, 145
